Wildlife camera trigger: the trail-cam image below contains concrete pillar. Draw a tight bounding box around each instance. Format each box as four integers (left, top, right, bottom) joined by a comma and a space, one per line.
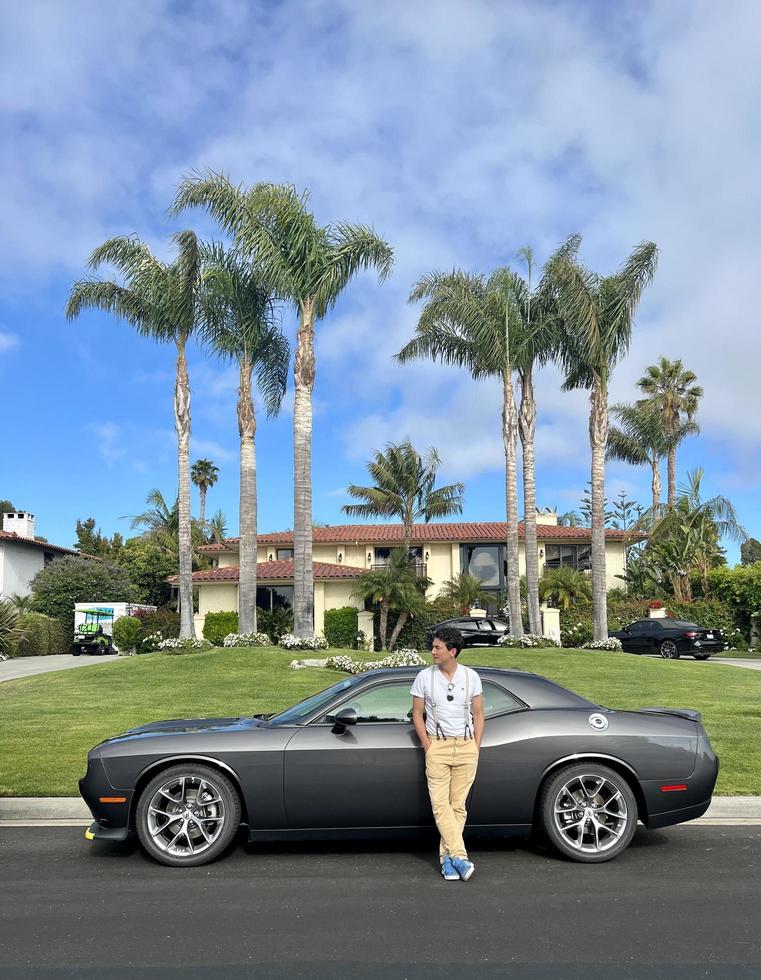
357, 610, 375, 650
541, 606, 561, 644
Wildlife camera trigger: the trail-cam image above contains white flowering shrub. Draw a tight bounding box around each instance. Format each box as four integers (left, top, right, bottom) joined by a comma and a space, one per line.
723, 627, 748, 651
498, 633, 560, 649
158, 637, 213, 655
583, 637, 623, 651
223, 632, 271, 648
141, 630, 165, 652
279, 633, 329, 651
325, 649, 426, 674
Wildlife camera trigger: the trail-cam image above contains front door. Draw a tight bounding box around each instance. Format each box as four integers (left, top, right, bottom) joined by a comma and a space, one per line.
283, 679, 432, 829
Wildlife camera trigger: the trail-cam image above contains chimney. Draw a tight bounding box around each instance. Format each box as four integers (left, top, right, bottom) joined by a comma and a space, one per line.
3, 511, 36, 538
535, 507, 558, 527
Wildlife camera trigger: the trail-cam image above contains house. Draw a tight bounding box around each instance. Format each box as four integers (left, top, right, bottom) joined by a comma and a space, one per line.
180, 512, 630, 636
0, 512, 81, 600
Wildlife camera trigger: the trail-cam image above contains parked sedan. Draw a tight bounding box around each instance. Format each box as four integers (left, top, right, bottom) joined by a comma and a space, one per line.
610, 619, 725, 660
80, 666, 718, 867
426, 616, 510, 647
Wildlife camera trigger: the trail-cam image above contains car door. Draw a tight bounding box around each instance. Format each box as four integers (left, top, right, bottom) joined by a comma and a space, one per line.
283, 679, 431, 829
622, 620, 649, 653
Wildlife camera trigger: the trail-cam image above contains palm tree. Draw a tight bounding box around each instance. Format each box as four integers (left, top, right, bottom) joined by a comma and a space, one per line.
607, 401, 675, 519
636, 357, 703, 507
191, 459, 219, 528
198, 243, 290, 634
538, 567, 592, 610
439, 572, 492, 615
548, 238, 658, 640
205, 509, 228, 544
128, 488, 206, 558
342, 441, 464, 555
556, 510, 582, 527
398, 268, 525, 636
9, 593, 34, 613
0, 600, 22, 657
352, 549, 427, 651
172, 173, 393, 638
67, 232, 202, 638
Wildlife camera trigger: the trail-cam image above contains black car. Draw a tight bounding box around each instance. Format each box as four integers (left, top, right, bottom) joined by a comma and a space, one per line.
80, 666, 718, 867
610, 619, 725, 660
426, 616, 510, 647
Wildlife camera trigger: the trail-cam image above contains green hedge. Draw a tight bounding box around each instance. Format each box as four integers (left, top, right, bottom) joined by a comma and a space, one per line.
324, 607, 359, 649
203, 611, 239, 646
112, 616, 143, 653
14, 612, 68, 657
376, 597, 461, 651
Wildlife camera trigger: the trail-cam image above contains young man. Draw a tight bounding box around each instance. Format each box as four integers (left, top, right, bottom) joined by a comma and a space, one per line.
410, 625, 484, 881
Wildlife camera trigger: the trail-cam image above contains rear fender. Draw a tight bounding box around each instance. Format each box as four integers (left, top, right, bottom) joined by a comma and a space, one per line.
534, 753, 648, 826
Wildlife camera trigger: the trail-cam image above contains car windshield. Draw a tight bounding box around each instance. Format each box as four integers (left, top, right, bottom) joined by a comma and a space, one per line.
267, 676, 362, 725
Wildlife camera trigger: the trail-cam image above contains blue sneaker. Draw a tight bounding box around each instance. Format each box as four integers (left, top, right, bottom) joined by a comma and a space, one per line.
440, 855, 459, 880
451, 857, 475, 881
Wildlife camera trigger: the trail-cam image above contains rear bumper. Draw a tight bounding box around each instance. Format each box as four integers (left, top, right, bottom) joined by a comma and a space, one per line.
641, 736, 719, 828
685, 640, 724, 654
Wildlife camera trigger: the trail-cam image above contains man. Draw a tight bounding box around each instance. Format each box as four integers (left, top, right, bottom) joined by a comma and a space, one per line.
411, 625, 484, 881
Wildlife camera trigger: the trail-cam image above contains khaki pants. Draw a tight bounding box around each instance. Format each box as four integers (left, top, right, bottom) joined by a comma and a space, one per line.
425, 736, 480, 861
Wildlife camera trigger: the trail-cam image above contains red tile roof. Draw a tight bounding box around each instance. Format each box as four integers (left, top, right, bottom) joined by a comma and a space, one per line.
0, 530, 81, 556
167, 559, 367, 584
198, 520, 628, 553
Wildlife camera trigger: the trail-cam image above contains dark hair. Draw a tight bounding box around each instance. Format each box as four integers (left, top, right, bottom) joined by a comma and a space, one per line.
431, 626, 464, 657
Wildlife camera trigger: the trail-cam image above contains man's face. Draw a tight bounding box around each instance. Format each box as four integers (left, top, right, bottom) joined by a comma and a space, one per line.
431, 637, 457, 667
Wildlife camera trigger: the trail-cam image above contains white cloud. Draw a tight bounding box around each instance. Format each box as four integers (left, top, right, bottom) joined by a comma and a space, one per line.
0, 331, 19, 354
86, 421, 127, 466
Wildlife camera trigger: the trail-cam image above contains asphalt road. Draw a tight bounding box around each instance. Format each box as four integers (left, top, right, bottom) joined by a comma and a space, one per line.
1, 826, 760, 979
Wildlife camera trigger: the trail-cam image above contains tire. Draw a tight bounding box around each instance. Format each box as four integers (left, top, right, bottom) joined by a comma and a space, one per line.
72, 651, 81, 657
694, 654, 711, 661
659, 639, 681, 659
136, 764, 241, 867
539, 763, 638, 864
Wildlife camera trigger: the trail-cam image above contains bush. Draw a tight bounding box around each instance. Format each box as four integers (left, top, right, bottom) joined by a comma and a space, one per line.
134, 606, 180, 652
279, 633, 329, 651
667, 598, 739, 637
158, 637, 213, 655
223, 632, 271, 647
257, 606, 293, 644
584, 637, 623, 651
203, 611, 239, 646
323, 650, 425, 674
13, 612, 68, 657
560, 619, 594, 648
112, 616, 143, 654
324, 607, 359, 649
378, 597, 461, 652
498, 633, 560, 649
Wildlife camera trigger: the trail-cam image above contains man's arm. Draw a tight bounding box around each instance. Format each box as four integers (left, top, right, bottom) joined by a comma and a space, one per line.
472, 693, 484, 749
412, 695, 431, 752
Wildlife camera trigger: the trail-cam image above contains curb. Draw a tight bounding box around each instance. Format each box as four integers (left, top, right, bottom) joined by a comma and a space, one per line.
2, 796, 761, 825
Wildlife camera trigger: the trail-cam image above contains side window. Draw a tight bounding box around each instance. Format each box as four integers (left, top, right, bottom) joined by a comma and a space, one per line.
481, 682, 523, 717
628, 622, 645, 634
489, 619, 508, 632
321, 682, 414, 724
477, 619, 493, 631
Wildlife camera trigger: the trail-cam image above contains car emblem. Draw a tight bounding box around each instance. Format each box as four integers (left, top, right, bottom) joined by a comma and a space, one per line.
588, 713, 608, 732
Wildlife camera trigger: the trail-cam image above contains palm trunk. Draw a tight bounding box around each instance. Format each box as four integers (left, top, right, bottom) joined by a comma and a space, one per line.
388, 610, 409, 651
589, 378, 609, 642
238, 353, 258, 635
519, 366, 541, 636
667, 446, 676, 508
199, 488, 207, 529
502, 370, 523, 637
293, 299, 315, 638
651, 454, 662, 523
379, 599, 390, 651
175, 338, 195, 639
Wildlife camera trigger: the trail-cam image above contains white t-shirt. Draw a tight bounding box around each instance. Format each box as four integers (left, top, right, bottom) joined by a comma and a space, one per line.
410, 664, 483, 737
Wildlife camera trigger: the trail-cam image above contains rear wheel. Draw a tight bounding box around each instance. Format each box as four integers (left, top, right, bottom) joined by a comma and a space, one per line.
72, 650, 81, 657
136, 764, 241, 867
539, 763, 638, 863
659, 639, 681, 659
694, 654, 711, 660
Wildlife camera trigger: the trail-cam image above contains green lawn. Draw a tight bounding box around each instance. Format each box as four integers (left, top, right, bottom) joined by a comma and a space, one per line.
1, 646, 759, 796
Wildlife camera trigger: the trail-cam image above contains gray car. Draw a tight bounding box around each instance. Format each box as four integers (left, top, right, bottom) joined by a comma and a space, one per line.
80, 666, 718, 868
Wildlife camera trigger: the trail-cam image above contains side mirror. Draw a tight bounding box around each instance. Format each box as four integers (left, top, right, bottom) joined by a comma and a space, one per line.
331, 706, 358, 734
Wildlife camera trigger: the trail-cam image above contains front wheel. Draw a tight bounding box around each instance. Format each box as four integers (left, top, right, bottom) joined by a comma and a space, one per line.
659, 640, 681, 659
539, 763, 638, 863
136, 764, 241, 867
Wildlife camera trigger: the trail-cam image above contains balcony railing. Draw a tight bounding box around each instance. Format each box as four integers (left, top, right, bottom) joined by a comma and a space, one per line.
371, 561, 428, 579
543, 558, 592, 572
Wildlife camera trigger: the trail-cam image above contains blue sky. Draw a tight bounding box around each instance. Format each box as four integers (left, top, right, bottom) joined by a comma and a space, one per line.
1, 0, 759, 562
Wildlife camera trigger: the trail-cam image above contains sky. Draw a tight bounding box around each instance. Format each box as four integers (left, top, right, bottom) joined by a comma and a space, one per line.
1, 0, 759, 562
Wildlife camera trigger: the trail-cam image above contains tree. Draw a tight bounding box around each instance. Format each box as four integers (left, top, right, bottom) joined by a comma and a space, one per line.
539, 567, 592, 610
0, 499, 16, 516
352, 549, 427, 651
128, 488, 206, 558
342, 441, 464, 555
67, 231, 203, 638
205, 509, 228, 544
609, 490, 644, 532
636, 357, 702, 507
549, 237, 658, 640
172, 172, 393, 639
29, 556, 135, 642
116, 537, 178, 607
439, 573, 492, 615
556, 510, 581, 527
190, 459, 219, 528
579, 481, 611, 528
0, 601, 22, 656
741, 538, 761, 566
198, 242, 290, 633
398, 268, 525, 636
9, 593, 34, 612
74, 517, 123, 558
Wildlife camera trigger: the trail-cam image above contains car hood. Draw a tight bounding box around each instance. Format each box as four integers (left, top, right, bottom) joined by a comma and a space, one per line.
95, 715, 268, 748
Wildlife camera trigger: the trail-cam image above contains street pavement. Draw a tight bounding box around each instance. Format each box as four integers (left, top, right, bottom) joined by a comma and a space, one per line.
1, 825, 760, 979
712, 658, 761, 671
0, 653, 119, 682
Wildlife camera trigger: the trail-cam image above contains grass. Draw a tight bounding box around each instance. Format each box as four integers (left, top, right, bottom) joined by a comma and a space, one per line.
1, 646, 759, 796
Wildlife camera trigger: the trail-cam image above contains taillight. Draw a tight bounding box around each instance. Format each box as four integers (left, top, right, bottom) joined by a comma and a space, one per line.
682, 631, 699, 638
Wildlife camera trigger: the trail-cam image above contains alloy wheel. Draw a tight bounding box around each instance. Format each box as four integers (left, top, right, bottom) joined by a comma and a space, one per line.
146, 773, 226, 859
660, 640, 680, 659
552, 773, 629, 855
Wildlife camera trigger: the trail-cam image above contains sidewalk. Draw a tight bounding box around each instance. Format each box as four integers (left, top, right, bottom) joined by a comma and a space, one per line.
0, 653, 119, 683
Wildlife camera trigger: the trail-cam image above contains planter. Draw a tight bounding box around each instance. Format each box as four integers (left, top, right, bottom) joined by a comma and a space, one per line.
468, 607, 487, 618
648, 608, 667, 619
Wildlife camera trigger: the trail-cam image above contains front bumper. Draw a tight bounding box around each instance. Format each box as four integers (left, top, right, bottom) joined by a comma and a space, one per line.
79, 755, 132, 840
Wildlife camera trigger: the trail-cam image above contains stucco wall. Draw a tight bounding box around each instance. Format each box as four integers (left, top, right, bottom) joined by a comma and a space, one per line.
0, 541, 45, 599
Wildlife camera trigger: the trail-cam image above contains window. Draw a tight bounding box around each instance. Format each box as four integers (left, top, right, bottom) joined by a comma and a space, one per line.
482, 682, 523, 717
476, 619, 494, 631
276, 548, 294, 560
488, 619, 509, 632
256, 585, 294, 612
462, 545, 501, 587
544, 544, 592, 570
627, 621, 651, 634
322, 681, 414, 723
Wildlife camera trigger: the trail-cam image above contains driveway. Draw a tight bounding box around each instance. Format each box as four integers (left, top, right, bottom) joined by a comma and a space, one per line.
712, 658, 761, 671
0, 653, 120, 683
